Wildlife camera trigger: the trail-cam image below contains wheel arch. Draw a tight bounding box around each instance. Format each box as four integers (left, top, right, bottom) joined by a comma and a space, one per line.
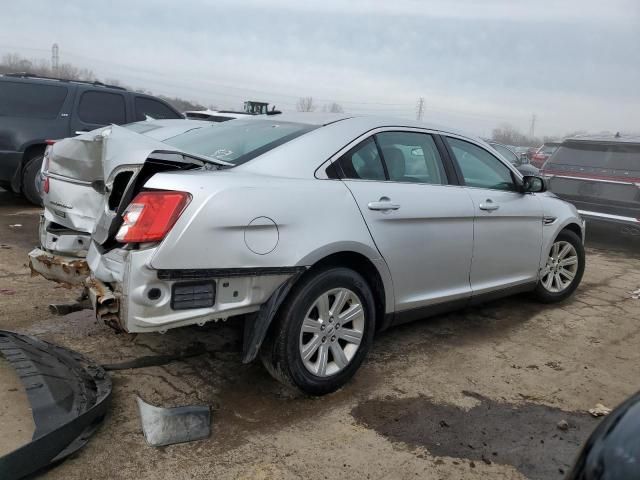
10, 141, 47, 192
302, 250, 391, 332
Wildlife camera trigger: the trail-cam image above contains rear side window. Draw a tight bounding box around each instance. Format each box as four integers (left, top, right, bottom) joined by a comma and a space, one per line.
0, 81, 68, 119
333, 137, 386, 180
376, 131, 447, 184
541, 144, 558, 155
447, 137, 516, 191
548, 143, 640, 172
77, 91, 126, 125
135, 97, 182, 120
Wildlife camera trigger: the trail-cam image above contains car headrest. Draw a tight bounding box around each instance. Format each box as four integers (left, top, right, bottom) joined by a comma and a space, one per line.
382, 147, 405, 178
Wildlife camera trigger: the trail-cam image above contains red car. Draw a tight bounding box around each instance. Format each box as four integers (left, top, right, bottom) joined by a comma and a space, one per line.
531, 142, 561, 168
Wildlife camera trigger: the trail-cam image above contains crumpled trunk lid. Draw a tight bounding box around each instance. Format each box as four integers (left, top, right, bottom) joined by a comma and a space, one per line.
43, 125, 205, 249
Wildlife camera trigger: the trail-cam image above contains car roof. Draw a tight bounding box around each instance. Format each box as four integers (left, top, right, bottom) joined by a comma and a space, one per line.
563, 133, 640, 146
0, 73, 127, 92
251, 112, 475, 137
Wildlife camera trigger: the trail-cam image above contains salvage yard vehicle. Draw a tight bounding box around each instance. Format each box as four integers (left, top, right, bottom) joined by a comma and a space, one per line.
541, 134, 640, 234
0, 73, 183, 205
29, 114, 586, 395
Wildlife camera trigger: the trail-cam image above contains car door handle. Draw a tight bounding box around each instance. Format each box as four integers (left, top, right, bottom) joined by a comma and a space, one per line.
479, 199, 500, 211
368, 197, 400, 211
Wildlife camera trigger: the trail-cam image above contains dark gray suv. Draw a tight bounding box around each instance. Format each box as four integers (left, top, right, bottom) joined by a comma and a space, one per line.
541, 135, 640, 234
0, 73, 183, 204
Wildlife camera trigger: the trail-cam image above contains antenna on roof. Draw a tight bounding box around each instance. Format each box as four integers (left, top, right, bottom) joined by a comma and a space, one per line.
615, 131, 621, 138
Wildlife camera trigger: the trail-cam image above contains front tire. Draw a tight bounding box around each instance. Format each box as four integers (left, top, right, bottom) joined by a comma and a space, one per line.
22, 154, 44, 206
260, 267, 376, 396
534, 229, 585, 303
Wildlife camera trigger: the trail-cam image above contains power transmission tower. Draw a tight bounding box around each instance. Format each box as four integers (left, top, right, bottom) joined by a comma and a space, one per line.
529, 113, 536, 138
51, 43, 59, 76
416, 97, 425, 121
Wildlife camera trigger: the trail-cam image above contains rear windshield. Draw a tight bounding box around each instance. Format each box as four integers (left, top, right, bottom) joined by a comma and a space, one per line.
163, 119, 316, 166
548, 142, 640, 172
0, 81, 68, 119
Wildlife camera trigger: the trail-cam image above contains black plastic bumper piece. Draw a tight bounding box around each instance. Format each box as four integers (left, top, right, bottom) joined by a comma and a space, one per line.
0, 330, 112, 480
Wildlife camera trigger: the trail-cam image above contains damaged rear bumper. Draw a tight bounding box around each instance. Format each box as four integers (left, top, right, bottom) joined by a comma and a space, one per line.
28, 248, 90, 287
0, 330, 111, 480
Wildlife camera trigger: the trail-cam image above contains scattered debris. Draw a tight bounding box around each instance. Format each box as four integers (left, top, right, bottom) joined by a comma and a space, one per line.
0, 288, 16, 295
8, 224, 22, 228
481, 454, 492, 465
588, 404, 612, 417
0, 330, 111, 480
557, 420, 569, 431
439, 420, 449, 428
137, 396, 211, 447
0, 244, 11, 249
630, 288, 640, 300
545, 361, 564, 371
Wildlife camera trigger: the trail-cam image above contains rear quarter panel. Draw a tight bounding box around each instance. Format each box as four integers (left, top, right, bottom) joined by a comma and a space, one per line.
145, 169, 387, 271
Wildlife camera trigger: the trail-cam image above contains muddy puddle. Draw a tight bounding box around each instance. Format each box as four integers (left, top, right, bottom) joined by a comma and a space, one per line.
352, 391, 600, 479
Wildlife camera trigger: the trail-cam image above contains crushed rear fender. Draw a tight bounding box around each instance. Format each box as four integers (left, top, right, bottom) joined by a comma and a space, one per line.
0, 331, 111, 480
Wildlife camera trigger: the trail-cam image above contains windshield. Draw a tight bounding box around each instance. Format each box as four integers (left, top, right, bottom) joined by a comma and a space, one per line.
163, 119, 316, 166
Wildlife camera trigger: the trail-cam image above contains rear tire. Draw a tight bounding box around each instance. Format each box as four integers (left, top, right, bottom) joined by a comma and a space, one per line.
533, 230, 585, 303
22, 154, 44, 206
260, 267, 376, 396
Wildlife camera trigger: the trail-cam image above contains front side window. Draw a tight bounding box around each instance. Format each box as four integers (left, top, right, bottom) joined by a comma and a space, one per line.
135, 97, 182, 120
163, 119, 316, 166
376, 131, 447, 184
447, 137, 516, 191
77, 91, 126, 125
332, 137, 386, 180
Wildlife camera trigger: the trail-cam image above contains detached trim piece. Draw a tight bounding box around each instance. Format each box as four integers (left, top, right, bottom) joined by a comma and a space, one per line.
157, 266, 307, 281
0, 331, 111, 480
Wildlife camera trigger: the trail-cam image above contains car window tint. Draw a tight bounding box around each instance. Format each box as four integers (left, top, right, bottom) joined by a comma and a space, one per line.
135, 97, 182, 120
78, 91, 126, 124
548, 143, 640, 173
375, 131, 447, 184
447, 137, 516, 191
334, 137, 386, 180
0, 81, 68, 119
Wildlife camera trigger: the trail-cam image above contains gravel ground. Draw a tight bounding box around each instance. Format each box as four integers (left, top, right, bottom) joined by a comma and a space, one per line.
1, 189, 639, 479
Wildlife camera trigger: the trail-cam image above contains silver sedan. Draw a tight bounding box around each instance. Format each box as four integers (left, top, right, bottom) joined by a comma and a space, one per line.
32, 114, 585, 395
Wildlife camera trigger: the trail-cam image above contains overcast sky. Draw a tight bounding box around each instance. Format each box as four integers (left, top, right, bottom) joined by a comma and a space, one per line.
1, 0, 638, 137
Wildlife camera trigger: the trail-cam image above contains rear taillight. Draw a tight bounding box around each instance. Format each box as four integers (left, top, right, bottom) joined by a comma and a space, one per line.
115, 190, 191, 243
43, 176, 50, 194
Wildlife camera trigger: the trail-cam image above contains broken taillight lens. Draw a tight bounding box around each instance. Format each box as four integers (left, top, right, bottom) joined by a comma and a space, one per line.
115, 190, 191, 243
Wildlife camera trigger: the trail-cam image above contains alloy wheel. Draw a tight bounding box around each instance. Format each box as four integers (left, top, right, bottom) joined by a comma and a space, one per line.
298, 288, 365, 377
541, 240, 579, 293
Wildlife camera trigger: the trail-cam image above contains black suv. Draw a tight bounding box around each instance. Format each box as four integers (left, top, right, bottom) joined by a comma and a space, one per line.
0, 73, 183, 204
542, 134, 640, 234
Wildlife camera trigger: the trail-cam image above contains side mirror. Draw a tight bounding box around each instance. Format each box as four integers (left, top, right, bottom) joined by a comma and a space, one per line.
522, 175, 546, 193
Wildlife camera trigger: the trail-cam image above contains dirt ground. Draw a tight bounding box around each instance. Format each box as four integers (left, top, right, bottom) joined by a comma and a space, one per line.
1, 189, 639, 480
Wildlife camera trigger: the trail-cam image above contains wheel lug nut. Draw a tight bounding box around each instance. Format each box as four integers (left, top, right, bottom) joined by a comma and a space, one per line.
322, 336, 326, 343
320, 325, 325, 331
335, 324, 340, 329
331, 335, 336, 342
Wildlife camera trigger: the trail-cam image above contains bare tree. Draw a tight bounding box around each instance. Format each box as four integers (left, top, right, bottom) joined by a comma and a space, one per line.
296, 97, 316, 112
323, 102, 344, 113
